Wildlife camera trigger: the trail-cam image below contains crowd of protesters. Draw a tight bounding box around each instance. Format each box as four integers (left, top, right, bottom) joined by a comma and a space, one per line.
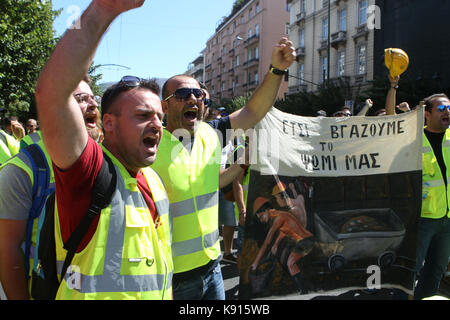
0, 0, 448, 301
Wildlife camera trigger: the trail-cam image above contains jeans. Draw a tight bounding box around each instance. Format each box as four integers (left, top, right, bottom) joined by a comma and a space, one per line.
173, 262, 225, 300
414, 216, 450, 300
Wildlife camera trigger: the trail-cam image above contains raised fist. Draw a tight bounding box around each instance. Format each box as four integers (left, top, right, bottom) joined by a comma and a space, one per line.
94, 0, 145, 15
271, 37, 296, 71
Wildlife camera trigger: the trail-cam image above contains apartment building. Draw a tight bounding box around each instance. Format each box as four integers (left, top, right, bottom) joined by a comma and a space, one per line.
186, 54, 205, 84
203, 0, 290, 101
287, 0, 375, 94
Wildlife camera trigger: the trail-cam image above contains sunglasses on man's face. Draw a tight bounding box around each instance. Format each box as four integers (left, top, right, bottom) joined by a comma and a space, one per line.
164, 88, 204, 102
437, 105, 450, 112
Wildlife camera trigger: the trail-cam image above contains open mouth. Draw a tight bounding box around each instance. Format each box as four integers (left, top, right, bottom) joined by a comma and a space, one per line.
183, 109, 198, 122
143, 136, 157, 149
142, 129, 160, 151
84, 113, 98, 128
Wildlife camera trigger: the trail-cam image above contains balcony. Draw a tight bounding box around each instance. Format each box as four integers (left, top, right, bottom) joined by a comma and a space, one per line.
296, 46, 305, 61
354, 74, 367, 84
335, 0, 348, 6
244, 34, 259, 47
330, 76, 350, 86
243, 58, 259, 68
248, 80, 259, 89
228, 48, 235, 57
330, 31, 347, 49
317, 39, 328, 53
295, 12, 306, 27
288, 84, 307, 94
353, 24, 369, 41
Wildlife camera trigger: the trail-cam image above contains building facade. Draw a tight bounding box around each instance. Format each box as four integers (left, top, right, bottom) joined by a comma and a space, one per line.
287, 0, 375, 96
373, 0, 450, 90
186, 54, 205, 84
203, 0, 290, 101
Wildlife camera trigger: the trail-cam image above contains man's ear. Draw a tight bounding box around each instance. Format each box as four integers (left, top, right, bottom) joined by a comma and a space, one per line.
162, 100, 169, 114
102, 113, 114, 133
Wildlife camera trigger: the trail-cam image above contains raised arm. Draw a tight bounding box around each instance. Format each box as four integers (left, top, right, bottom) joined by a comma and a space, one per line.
34, 0, 144, 170
229, 37, 296, 130
385, 75, 400, 115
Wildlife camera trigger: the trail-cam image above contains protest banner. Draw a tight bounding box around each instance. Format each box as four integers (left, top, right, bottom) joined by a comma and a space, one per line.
238, 107, 423, 299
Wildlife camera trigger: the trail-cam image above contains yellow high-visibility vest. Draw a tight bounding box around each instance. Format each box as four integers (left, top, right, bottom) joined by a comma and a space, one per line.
20, 131, 42, 150
54, 147, 173, 300
0, 129, 20, 164
422, 130, 450, 219
0, 138, 54, 284
151, 122, 222, 273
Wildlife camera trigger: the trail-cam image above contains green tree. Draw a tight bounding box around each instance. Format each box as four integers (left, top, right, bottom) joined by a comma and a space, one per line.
0, 0, 60, 119
88, 62, 103, 97
275, 78, 363, 116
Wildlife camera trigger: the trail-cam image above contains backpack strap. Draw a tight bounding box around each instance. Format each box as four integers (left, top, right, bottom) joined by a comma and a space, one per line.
60, 152, 117, 282
21, 143, 53, 279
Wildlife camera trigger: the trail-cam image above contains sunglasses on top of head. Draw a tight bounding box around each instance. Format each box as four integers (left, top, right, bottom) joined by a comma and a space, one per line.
164, 88, 205, 102
102, 75, 142, 102
437, 104, 450, 112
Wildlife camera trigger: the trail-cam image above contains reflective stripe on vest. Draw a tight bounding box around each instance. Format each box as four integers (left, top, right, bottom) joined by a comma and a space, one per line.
0, 141, 55, 281
0, 131, 12, 164
21, 132, 42, 147
169, 191, 218, 218
55, 150, 173, 299
151, 122, 221, 273
422, 130, 450, 219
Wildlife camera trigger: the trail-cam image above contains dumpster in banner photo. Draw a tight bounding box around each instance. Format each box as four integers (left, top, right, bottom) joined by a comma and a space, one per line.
314, 208, 406, 272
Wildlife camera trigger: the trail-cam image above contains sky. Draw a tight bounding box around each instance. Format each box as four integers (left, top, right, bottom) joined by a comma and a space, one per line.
52, 0, 237, 84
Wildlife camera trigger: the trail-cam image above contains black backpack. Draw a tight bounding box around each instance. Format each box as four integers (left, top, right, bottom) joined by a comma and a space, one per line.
30, 152, 117, 300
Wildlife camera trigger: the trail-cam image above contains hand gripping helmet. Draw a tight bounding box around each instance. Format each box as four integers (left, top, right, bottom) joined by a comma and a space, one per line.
384, 48, 409, 78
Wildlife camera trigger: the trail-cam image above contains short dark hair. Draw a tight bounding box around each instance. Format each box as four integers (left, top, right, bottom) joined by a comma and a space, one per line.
101, 78, 160, 118
424, 93, 449, 112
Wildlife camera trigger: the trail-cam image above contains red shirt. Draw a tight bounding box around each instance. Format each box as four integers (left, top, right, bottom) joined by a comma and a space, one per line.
53, 138, 157, 252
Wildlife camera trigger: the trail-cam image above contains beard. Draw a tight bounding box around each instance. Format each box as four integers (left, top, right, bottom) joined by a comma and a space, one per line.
86, 116, 103, 142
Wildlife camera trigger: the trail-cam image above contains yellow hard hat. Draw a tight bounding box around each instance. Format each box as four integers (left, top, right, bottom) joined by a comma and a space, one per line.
384, 48, 409, 78
271, 181, 286, 196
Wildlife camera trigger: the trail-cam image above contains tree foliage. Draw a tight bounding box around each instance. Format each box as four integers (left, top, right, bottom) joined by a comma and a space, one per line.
88, 62, 103, 97
275, 78, 364, 116
0, 0, 60, 119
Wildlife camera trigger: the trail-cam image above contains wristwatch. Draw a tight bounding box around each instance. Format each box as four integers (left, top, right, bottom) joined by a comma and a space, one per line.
391, 84, 399, 89
269, 64, 287, 76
